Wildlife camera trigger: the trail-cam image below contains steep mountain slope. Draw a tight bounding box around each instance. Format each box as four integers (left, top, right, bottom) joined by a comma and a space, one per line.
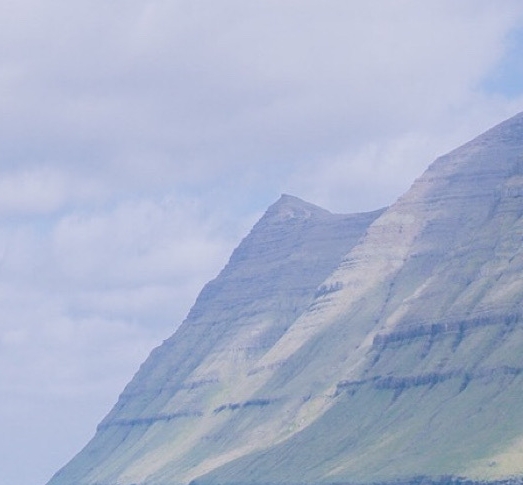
48, 111, 523, 485
47, 195, 383, 485
194, 112, 523, 484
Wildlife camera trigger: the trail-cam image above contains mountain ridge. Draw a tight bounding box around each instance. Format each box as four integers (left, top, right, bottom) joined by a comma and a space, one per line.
47, 111, 523, 485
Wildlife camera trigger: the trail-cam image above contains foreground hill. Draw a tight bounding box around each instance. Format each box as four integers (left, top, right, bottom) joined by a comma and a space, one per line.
48, 112, 523, 485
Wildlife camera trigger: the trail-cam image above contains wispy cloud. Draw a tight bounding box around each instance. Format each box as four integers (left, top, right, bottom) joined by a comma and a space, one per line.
1, 2, 523, 484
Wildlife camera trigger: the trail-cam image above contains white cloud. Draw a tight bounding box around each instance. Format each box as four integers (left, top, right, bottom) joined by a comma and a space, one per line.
0, 194, 247, 484
0, 168, 67, 215
1, 2, 523, 485
1, 0, 522, 197
51, 196, 235, 287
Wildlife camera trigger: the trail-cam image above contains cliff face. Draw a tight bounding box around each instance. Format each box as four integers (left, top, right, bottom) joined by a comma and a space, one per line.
48, 112, 523, 485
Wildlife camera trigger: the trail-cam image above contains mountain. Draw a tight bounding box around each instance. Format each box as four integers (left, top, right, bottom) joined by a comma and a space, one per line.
47, 194, 384, 485
48, 112, 523, 485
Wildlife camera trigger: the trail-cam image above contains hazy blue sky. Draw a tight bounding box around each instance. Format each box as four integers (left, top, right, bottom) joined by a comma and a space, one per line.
1, 2, 523, 484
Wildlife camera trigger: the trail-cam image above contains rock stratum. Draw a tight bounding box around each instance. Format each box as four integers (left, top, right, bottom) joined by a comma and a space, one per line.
48, 112, 523, 485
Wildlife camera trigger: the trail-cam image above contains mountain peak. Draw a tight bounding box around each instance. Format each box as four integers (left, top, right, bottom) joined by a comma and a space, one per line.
263, 194, 331, 223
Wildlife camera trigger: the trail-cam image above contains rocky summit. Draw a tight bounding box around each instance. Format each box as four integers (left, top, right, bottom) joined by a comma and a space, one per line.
48, 112, 523, 485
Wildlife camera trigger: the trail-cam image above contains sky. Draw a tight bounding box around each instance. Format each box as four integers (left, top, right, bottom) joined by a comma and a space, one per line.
1, 2, 523, 484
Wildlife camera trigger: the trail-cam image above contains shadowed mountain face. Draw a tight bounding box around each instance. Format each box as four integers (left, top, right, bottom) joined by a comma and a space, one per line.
48, 112, 523, 485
